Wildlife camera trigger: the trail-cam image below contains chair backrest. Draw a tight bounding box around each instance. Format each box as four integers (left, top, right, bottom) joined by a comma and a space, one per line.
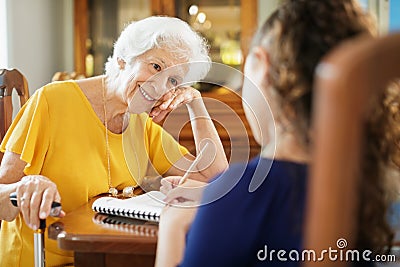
303, 33, 400, 267
0, 69, 29, 162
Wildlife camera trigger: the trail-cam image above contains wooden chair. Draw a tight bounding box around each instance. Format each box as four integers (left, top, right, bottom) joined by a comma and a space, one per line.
0, 69, 29, 163
303, 33, 400, 266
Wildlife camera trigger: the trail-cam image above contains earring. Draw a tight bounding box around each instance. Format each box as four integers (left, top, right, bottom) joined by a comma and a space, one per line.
117, 57, 126, 70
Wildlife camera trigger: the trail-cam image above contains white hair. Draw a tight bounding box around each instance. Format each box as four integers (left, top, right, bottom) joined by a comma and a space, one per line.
105, 16, 211, 88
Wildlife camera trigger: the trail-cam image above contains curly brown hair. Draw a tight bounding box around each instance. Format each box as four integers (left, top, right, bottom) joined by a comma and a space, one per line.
359, 80, 400, 252
252, 0, 397, 253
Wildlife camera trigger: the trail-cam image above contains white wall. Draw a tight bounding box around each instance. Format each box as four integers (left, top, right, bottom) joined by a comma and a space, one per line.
6, 0, 74, 95
0, 0, 8, 67
258, 0, 280, 27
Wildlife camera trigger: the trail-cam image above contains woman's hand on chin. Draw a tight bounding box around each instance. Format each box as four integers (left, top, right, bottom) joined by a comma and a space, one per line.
149, 87, 201, 123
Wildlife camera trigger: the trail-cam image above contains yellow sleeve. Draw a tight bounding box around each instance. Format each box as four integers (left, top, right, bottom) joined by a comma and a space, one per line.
145, 118, 189, 175
0, 89, 50, 175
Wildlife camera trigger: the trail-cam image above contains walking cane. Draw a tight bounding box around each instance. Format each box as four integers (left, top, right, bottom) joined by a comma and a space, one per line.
10, 192, 61, 267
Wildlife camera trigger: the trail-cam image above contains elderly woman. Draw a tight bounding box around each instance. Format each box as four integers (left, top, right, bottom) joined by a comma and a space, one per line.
0, 16, 228, 267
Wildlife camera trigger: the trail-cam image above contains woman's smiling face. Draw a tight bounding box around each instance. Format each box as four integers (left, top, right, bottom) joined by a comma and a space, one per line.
119, 48, 187, 114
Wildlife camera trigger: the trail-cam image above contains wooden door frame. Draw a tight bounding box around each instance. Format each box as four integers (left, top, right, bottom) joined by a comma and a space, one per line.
74, 0, 88, 75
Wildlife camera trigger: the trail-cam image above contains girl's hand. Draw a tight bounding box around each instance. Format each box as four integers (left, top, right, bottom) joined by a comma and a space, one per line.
150, 86, 201, 123
161, 176, 206, 204
156, 200, 198, 267
160, 201, 198, 231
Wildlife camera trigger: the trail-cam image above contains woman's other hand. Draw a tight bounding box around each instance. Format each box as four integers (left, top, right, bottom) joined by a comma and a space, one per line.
150, 86, 201, 123
161, 176, 206, 204
16, 175, 65, 230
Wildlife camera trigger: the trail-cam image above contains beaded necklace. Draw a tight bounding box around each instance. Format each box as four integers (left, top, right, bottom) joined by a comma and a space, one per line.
102, 77, 135, 198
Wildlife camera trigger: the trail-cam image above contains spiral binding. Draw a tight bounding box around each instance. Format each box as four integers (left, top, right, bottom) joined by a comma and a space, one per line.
93, 206, 160, 222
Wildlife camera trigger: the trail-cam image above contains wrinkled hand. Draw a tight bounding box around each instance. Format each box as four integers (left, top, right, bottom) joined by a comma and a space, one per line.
16, 175, 65, 230
150, 86, 201, 123
161, 176, 207, 204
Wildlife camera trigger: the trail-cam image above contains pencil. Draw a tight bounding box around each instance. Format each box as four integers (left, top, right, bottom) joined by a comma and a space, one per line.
178, 143, 209, 185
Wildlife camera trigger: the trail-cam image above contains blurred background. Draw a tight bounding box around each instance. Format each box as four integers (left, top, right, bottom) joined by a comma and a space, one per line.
1, 0, 399, 93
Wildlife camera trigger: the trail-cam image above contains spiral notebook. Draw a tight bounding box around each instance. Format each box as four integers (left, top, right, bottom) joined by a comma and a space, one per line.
92, 191, 166, 222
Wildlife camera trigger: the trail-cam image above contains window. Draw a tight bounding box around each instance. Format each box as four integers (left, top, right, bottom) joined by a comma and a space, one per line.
358, 0, 390, 34
389, 0, 400, 32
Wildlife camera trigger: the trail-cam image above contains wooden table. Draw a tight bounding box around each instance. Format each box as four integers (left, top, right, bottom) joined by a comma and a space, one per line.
48, 196, 158, 267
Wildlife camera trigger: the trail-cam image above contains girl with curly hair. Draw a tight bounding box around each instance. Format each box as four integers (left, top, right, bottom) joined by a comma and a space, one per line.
156, 1, 396, 266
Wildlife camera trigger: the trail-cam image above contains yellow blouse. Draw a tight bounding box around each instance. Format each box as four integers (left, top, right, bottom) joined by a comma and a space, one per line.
0, 81, 188, 267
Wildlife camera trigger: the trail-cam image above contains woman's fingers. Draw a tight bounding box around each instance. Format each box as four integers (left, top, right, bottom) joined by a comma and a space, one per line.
159, 91, 176, 110
18, 191, 32, 228
39, 188, 59, 219
150, 87, 201, 121
168, 87, 199, 109
16, 175, 64, 230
